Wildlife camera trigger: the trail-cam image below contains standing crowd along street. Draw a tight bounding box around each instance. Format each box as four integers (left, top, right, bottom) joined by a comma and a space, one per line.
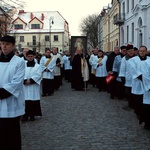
0, 35, 150, 150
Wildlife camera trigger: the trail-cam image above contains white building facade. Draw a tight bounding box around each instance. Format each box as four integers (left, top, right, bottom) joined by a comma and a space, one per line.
119, 0, 150, 49
9, 10, 70, 54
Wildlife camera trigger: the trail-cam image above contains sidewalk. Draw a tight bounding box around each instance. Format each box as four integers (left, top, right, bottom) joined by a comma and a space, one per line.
21, 80, 150, 150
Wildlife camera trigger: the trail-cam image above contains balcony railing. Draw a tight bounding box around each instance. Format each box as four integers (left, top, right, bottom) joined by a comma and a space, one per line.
113, 13, 125, 26
27, 42, 41, 47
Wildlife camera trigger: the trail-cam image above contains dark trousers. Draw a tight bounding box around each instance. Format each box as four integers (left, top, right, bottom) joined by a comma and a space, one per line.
133, 94, 143, 117
140, 104, 150, 127
54, 75, 62, 90
96, 77, 107, 91
24, 100, 42, 117
42, 79, 54, 95
107, 79, 117, 98
91, 73, 96, 87
0, 117, 21, 150
125, 87, 134, 108
116, 81, 125, 99
64, 70, 72, 82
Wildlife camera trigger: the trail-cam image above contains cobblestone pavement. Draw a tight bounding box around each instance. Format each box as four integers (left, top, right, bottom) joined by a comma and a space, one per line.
21, 80, 150, 150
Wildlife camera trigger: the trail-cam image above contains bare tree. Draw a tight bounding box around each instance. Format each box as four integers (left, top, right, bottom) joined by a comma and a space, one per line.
0, 0, 25, 37
79, 14, 99, 49
0, 0, 24, 10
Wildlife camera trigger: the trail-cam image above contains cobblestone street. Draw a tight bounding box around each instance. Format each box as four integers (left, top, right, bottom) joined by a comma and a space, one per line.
21, 80, 150, 150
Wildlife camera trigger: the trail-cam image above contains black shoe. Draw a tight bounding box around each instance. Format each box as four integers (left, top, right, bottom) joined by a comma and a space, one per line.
122, 106, 132, 111
21, 116, 28, 122
110, 95, 114, 99
144, 125, 150, 130
76, 89, 84, 91
30, 116, 35, 121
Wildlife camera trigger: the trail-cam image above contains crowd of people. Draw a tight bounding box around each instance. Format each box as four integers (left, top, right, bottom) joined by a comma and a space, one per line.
0, 35, 150, 150
88, 45, 150, 131
66, 44, 150, 132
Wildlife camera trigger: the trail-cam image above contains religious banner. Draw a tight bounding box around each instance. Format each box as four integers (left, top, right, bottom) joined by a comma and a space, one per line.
70, 36, 87, 57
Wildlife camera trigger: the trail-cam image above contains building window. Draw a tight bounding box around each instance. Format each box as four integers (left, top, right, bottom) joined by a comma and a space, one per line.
122, 2, 125, 14
45, 35, 49, 41
127, 25, 129, 43
54, 35, 58, 41
33, 48, 36, 52
14, 24, 23, 29
32, 36, 36, 45
31, 24, 40, 29
127, 0, 129, 13
45, 48, 50, 51
132, 23, 134, 42
20, 36, 24, 42
132, 0, 134, 9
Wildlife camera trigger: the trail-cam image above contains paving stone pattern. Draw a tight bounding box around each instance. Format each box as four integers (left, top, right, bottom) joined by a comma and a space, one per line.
21, 80, 150, 150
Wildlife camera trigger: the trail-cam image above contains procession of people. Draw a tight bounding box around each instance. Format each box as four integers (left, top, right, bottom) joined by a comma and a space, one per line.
0, 35, 150, 150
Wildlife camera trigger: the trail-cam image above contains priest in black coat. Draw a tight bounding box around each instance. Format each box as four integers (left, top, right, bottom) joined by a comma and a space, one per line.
71, 48, 85, 91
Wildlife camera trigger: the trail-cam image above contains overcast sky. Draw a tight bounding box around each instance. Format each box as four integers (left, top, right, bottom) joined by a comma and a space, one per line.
23, 0, 111, 36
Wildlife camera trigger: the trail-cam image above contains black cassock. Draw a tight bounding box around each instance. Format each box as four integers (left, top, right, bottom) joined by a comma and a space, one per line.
71, 54, 84, 90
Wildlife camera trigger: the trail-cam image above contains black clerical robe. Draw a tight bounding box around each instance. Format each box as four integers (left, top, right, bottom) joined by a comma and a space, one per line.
71, 54, 84, 90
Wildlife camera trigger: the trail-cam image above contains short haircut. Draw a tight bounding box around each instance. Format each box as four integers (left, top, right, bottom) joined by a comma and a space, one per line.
139, 45, 147, 51
120, 45, 127, 50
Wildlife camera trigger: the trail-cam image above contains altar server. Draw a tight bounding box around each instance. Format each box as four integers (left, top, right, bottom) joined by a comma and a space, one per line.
22, 50, 42, 121
40, 49, 56, 96
92, 50, 107, 92
0, 35, 25, 150
129, 46, 148, 118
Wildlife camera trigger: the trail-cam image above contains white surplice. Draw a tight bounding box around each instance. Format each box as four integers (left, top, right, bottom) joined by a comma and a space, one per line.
89, 54, 96, 74
141, 58, 150, 104
128, 56, 149, 95
119, 56, 133, 87
0, 56, 25, 118
24, 63, 42, 101
51, 53, 63, 76
83, 58, 89, 81
113, 55, 122, 82
62, 55, 72, 70
40, 56, 56, 79
92, 55, 108, 77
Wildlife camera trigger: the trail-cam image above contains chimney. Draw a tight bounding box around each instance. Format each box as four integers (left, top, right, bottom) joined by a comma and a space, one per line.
41, 13, 44, 21
18, 10, 25, 14
30, 13, 34, 19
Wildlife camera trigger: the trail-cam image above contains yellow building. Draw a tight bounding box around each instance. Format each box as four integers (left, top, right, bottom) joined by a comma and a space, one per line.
9, 10, 70, 54
102, 0, 120, 52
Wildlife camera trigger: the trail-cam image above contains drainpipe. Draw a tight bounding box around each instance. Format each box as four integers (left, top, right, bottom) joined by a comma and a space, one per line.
108, 14, 110, 51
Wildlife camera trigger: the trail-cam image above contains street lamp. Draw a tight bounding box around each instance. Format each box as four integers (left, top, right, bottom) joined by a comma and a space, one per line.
49, 16, 54, 50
